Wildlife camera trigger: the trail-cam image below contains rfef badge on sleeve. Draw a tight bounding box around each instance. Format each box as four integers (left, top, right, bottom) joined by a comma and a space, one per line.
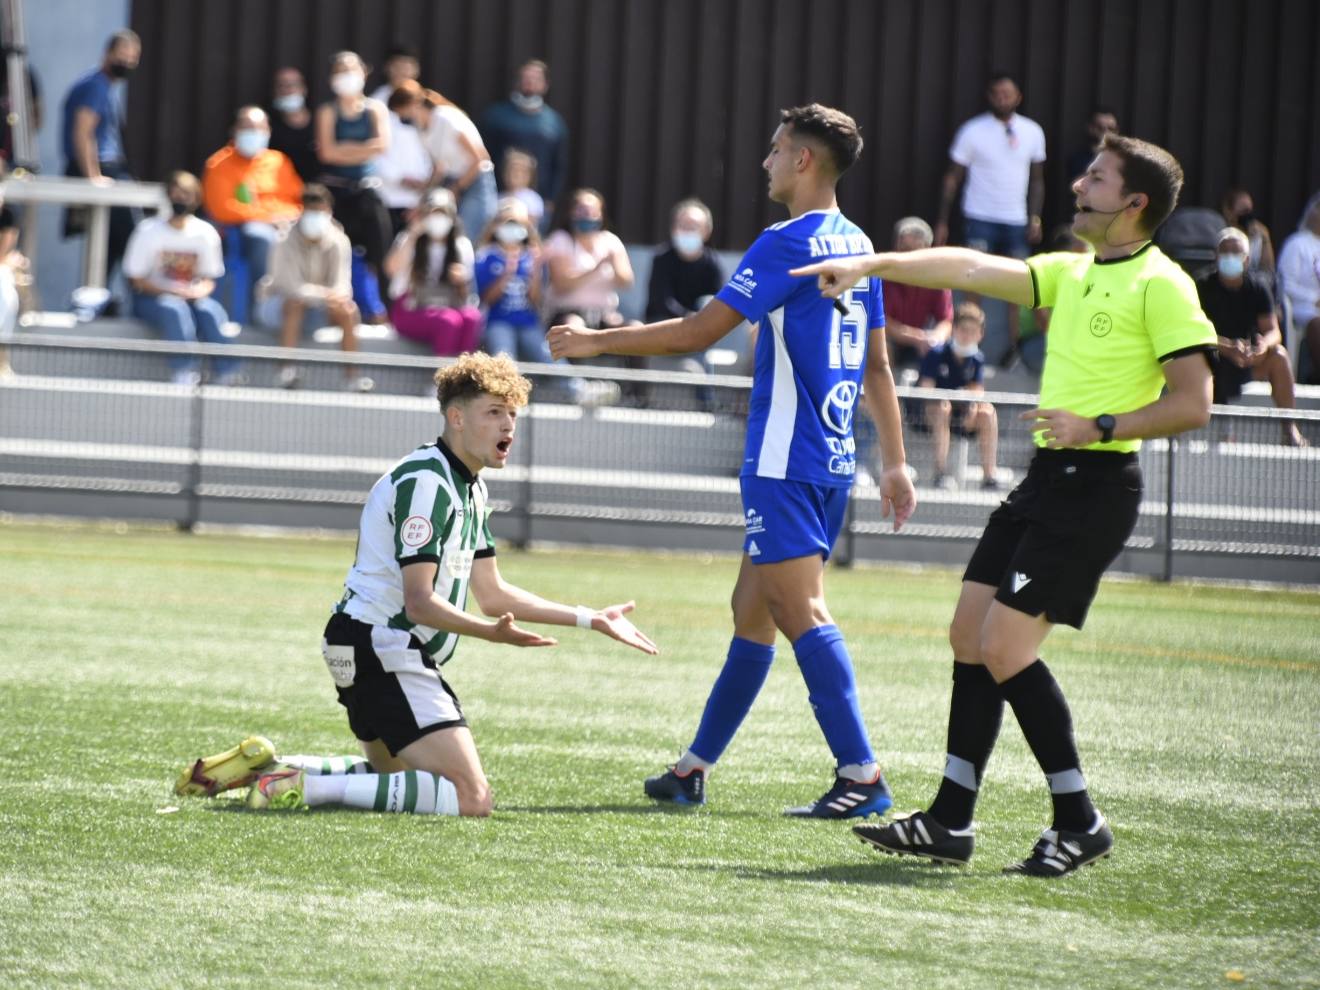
400, 515, 434, 549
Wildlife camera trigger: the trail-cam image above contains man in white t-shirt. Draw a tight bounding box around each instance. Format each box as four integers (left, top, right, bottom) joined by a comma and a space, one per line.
124, 170, 240, 385
934, 73, 1046, 259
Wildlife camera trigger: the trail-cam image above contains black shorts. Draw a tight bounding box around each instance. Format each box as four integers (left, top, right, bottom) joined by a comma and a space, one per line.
963, 448, 1142, 629
321, 612, 466, 756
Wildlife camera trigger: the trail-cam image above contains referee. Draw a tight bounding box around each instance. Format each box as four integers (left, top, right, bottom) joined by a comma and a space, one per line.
792, 133, 1215, 875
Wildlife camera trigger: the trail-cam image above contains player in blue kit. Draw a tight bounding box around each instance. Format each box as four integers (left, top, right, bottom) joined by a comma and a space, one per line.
548, 105, 916, 817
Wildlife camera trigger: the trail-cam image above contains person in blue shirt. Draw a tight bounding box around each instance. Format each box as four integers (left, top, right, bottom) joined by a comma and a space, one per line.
548, 104, 917, 817
917, 301, 1001, 489
60, 29, 141, 285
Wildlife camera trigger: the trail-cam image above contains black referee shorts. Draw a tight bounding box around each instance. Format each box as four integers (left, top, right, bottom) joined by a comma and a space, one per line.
321, 612, 467, 756
963, 448, 1142, 629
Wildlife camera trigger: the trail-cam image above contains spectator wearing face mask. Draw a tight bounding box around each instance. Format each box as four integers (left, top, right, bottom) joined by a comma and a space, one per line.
646, 198, 723, 323
481, 60, 568, 232
315, 51, 393, 290
60, 29, 143, 290
255, 184, 371, 391
268, 67, 318, 183
383, 188, 482, 356
917, 302, 1001, 490
376, 82, 436, 235
123, 171, 239, 386
1220, 187, 1276, 277
1197, 226, 1305, 445
475, 199, 545, 361
202, 105, 304, 317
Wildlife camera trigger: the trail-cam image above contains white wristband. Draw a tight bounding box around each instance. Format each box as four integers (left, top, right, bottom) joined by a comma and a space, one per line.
574, 605, 594, 630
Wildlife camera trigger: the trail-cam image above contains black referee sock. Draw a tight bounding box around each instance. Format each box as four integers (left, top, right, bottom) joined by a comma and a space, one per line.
1000, 659, 1097, 831
927, 662, 1004, 830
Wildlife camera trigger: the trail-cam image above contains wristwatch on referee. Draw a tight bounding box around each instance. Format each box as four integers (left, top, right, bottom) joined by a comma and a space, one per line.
1094, 414, 1117, 443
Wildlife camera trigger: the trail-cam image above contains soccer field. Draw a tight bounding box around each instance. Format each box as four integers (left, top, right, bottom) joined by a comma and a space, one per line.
2, 520, 1317, 989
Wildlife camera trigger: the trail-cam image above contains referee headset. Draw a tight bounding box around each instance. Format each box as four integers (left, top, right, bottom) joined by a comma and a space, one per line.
1084, 195, 1148, 249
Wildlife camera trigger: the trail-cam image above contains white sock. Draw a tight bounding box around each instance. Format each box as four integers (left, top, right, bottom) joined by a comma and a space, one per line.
675, 750, 713, 775
837, 762, 880, 783
280, 754, 373, 775
314, 771, 461, 815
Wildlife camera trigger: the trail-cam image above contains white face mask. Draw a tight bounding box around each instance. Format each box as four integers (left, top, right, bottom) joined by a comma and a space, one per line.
1216, 254, 1246, 278
425, 215, 453, 240
672, 231, 704, 256
951, 339, 980, 359
511, 91, 544, 112
495, 222, 529, 244
300, 211, 330, 239
272, 93, 304, 113
234, 129, 269, 158
330, 71, 365, 97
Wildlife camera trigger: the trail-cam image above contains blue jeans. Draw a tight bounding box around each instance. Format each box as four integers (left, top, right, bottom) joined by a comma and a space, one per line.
458, 169, 498, 242
963, 217, 1029, 259
131, 291, 238, 378
214, 222, 278, 324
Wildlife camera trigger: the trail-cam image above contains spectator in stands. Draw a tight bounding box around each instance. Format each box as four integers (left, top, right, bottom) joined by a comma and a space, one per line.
414, 87, 497, 251
370, 45, 419, 104
481, 60, 568, 232
376, 82, 435, 235
1199, 227, 1306, 446
475, 198, 545, 362
255, 184, 370, 392
60, 29, 142, 293
918, 302, 1000, 490
1064, 106, 1119, 184
202, 105, 304, 317
0, 194, 29, 378
501, 149, 544, 230
383, 188, 481, 356
1220, 187, 1276, 276
1278, 192, 1320, 385
646, 198, 723, 323
315, 50, 392, 319
0, 60, 41, 169
123, 171, 240, 386
883, 217, 954, 370
269, 67, 318, 184
934, 72, 1046, 256
544, 188, 634, 330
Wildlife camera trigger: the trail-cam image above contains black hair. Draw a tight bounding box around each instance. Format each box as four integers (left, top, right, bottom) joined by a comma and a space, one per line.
779, 104, 863, 177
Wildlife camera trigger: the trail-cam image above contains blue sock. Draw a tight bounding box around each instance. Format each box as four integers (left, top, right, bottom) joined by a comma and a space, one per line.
687, 637, 776, 764
793, 624, 875, 767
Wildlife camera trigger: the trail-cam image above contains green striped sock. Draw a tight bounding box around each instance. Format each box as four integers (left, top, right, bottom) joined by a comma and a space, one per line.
280, 754, 372, 775
338, 771, 460, 815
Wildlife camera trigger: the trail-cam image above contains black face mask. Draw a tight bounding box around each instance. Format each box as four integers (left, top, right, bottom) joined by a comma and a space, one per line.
170, 201, 194, 218
107, 62, 135, 80
397, 117, 415, 128
1236, 211, 1257, 227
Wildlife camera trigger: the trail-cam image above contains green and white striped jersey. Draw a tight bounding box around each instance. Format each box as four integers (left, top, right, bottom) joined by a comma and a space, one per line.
335, 437, 495, 664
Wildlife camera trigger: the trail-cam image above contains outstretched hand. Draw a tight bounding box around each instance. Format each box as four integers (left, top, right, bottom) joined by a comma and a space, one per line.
547, 324, 604, 361
489, 612, 558, 647
878, 465, 917, 532
788, 256, 877, 299
588, 601, 660, 655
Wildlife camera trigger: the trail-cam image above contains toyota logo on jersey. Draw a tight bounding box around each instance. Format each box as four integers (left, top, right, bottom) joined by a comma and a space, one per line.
820, 380, 859, 434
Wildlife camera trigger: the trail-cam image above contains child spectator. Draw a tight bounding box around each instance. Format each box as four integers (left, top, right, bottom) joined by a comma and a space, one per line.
500, 150, 544, 231
918, 302, 1000, 489
475, 199, 545, 360
383, 188, 481, 356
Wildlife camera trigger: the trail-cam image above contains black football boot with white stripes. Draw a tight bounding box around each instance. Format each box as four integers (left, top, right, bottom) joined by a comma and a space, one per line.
852, 810, 975, 864
1003, 814, 1113, 877
784, 772, 893, 819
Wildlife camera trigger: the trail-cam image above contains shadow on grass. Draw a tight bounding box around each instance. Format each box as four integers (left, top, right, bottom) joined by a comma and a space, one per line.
680, 859, 968, 887
499, 803, 765, 819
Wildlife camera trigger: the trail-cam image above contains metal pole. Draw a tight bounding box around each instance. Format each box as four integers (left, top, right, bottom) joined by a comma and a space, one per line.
1, 0, 38, 171
84, 206, 110, 288
518, 401, 534, 549
1162, 437, 1175, 582
181, 380, 205, 532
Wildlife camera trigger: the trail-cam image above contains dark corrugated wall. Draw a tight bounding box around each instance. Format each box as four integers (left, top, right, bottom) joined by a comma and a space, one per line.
127, 0, 1320, 250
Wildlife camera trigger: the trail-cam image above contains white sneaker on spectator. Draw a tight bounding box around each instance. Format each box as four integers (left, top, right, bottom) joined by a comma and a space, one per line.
853, 465, 875, 487
347, 375, 375, 393
577, 379, 621, 409
215, 370, 247, 387
278, 366, 302, 390
171, 369, 201, 386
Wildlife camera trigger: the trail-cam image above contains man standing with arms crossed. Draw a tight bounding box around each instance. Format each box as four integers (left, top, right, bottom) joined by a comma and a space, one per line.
550, 105, 916, 818
794, 133, 1215, 873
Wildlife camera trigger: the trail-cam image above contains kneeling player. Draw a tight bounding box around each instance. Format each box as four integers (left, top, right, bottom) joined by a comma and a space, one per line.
176, 353, 657, 816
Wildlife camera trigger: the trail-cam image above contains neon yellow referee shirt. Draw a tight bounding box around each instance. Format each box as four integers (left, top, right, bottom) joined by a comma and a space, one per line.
1028, 243, 1216, 452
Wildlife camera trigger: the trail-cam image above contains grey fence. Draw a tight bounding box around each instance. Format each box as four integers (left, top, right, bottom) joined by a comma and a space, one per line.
2, 335, 1317, 583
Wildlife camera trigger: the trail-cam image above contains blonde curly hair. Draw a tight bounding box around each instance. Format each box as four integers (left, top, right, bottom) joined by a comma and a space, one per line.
433, 352, 532, 410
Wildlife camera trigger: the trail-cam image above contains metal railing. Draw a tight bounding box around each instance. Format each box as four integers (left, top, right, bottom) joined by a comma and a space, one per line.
2, 335, 1318, 582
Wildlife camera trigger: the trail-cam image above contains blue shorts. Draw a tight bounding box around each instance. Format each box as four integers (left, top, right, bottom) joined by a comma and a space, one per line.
963, 217, 1029, 259
740, 475, 849, 564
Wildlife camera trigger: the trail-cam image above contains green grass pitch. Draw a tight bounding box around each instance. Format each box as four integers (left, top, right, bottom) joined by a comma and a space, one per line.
2, 519, 1317, 989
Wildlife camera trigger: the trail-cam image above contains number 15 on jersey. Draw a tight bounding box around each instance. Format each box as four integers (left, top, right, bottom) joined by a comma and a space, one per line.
829, 282, 867, 370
